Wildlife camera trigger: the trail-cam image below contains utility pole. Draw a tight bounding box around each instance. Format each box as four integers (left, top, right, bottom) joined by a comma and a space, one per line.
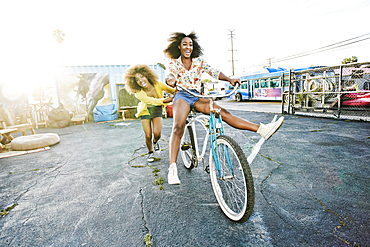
228, 29, 237, 76
267, 57, 274, 68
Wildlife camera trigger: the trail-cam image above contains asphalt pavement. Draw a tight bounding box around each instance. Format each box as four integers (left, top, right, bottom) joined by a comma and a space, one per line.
0, 108, 369, 246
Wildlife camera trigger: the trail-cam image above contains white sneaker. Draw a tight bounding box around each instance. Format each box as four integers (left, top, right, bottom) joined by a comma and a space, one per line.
257, 116, 284, 140
168, 163, 180, 185
147, 152, 155, 163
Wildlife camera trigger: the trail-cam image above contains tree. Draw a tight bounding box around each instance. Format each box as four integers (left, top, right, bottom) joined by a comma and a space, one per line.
157, 63, 166, 70
53, 29, 65, 66
53, 29, 65, 44
341, 56, 358, 64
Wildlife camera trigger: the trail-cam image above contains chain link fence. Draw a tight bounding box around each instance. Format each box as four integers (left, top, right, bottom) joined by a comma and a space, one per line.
282, 62, 370, 121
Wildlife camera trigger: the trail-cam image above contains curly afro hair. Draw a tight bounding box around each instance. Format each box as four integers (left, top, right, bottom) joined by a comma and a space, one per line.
124, 64, 159, 94
163, 31, 203, 59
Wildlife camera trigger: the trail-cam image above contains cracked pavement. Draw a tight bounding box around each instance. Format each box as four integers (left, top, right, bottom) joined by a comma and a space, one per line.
1, 110, 369, 246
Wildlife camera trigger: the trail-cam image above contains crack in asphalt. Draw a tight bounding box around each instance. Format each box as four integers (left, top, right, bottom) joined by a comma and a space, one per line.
21, 153, 74, 225
139, 188, 150, 236
258, 153, 360, 246
313, 196, 359, 246
258, 153, 315, 246
258, 154, 291, 224
5, 152, 75, 246
242, 133, 292, 226
0, 184, 35, 220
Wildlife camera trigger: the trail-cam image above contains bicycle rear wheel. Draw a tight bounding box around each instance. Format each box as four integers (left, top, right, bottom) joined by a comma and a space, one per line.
180, 125, 196, 169
209, 135, 255, 223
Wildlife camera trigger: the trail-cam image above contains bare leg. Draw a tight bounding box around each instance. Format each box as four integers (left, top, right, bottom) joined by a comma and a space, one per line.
169, 99, 190, 164
194, 98, 259, 132
141, 119, 153, 152
152, 117, 162, 144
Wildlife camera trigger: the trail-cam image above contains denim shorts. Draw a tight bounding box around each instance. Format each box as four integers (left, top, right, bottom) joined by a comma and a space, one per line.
173, 89, 201, 107
140, 105, 162, 120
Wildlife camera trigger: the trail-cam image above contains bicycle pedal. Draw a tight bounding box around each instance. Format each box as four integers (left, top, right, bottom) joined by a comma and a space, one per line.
181, 144, 191, 151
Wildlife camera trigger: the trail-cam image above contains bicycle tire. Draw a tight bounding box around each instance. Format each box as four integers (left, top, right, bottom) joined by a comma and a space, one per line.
209, 135, 255, 223
180, 124, 196, 169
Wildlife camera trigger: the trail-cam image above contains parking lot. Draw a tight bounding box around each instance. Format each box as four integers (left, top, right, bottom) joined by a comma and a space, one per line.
1, 109, 369, 246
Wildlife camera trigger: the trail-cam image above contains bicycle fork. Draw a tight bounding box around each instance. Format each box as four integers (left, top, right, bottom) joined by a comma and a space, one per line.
209, 108, 234, 180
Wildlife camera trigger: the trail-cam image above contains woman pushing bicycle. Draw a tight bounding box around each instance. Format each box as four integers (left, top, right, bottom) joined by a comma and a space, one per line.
124, 64, 176, 163
164, 31, 284, 185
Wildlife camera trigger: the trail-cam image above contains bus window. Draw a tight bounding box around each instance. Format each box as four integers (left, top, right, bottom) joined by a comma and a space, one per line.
261, 79, 268, 88
241, 82, 248, 89
270, 77, 280, 88
283, 79, 289, 87
254, 80, 260, 88
229, 84, 234, 90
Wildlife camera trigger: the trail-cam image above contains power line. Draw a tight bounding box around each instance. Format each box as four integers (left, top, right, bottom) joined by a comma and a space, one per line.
273, 36, 370, 63
246, 32, 370, 69
275, 32, 370, 62
288, 0, 323, 17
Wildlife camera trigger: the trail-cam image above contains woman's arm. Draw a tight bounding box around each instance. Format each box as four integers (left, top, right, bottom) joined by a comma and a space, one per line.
158, 81, 176, 103
218, 72, 240, 86
159, 81, 176, 94
135, 90, 166, 106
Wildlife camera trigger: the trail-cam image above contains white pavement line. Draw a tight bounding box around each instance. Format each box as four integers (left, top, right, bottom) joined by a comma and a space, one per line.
249, 210, 274, 246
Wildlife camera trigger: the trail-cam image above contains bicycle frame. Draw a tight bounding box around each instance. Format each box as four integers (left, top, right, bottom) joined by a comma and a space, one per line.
178, 85, 278, 223
185, 113, 209, 166
178, 85, 238, 178
178, 85, 279, 178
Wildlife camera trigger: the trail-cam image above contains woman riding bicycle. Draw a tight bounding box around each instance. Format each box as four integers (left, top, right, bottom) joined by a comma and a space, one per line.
164, 31, 284, 185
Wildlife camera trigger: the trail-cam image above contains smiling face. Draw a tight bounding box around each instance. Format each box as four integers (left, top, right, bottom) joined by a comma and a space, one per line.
135, 73, 150, 89
178, 37, 193, 59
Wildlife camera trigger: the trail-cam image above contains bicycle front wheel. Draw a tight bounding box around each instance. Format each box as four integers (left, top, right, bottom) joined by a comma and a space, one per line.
209, 135, 255, 223
180, 125, 196, 169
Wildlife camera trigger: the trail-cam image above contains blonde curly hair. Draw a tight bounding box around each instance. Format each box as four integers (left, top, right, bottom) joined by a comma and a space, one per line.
124, 64, 159, 94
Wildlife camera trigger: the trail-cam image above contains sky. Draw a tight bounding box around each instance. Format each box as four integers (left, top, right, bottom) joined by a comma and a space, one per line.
1, 0, 370, 91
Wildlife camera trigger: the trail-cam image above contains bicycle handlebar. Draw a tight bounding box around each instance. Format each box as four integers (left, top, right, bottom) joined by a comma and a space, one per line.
176, 83, 240, 99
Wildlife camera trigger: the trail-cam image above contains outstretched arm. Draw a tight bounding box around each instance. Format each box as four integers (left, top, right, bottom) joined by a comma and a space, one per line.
135, 91, 166, 106
218, 72, 240, 86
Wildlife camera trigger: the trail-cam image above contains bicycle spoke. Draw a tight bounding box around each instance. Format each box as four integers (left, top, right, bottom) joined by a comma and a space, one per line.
181, 125, 196, 169
223, 174, 245, 213
177, 86, 255, 223
209, 135, 255, 223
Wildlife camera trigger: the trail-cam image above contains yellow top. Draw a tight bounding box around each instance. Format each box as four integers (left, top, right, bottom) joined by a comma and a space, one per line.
135, 81, 175, 118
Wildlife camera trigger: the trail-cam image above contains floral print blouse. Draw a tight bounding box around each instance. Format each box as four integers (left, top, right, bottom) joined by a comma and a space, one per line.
168, 57, 221, 91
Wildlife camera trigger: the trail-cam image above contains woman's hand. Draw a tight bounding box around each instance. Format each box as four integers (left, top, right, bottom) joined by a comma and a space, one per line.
163, 96, 174, 103
229, 78, 240, 87
166, 74, 177, 87
219, 72, 240, 87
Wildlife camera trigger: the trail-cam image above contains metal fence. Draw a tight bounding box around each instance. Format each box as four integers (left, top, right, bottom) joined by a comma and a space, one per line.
282, 62, 370, 121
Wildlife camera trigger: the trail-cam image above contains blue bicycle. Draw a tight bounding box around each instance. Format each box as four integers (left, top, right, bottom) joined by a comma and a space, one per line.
177, 84, 253, 222
179, 84, 277, 222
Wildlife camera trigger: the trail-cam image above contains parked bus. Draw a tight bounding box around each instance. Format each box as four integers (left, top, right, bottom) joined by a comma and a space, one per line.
225, 66, 327, 102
